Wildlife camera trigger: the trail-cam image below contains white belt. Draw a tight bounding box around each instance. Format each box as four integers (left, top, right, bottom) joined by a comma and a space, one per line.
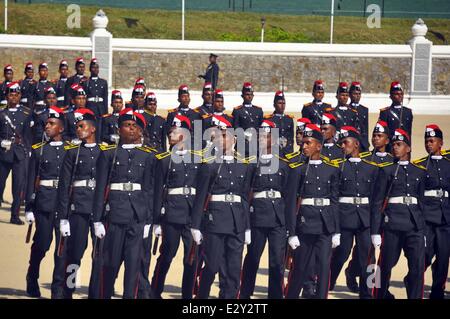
254, 190, 281, 199
88, 97, 104, 102
39, 179, 59, 188
424, 189, 448, 198
301, 198, 330, 206
210, 194, 241, 203
388, 196, 418, 205
338, 197, 369, 205
35, 100, 45, 106
57, 96, 65, 101
20, 98, 28, 103
167, 187, 196, 195
110, 182, 141, 191
73, 179, 96, 188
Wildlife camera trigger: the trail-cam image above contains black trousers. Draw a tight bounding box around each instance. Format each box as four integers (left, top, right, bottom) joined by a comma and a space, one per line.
151, 222, 197, 299
0, 158, 26, 218
285, 233, 332, 299
374, 229, 425, 299
137, 232, 154, 299
100, 220, 144, 299
424, 222, 450, 299
329, 227, 373, 298
240, 226, 286, 299
197, 232, 245, 299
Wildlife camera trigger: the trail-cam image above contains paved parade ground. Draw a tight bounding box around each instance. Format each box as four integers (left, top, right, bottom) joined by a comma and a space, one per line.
0, 113, 449, 299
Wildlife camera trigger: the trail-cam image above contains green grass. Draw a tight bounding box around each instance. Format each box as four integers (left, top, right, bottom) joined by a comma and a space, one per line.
1, 3, 449, 44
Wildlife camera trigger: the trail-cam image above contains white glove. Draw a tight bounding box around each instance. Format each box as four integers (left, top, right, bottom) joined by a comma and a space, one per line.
371, 234, 382, 249
424, 236, 427, 248
60, 219, 71, 237
143, 224, 151, 239
1, 139, 11, 150
93, 222, 106, 239
288, 236, 301, 250
190, 228, 203, 245
244, 229, 251, 245
110, 134, 120, 143
332, 233, 341, 249
153, 224, 162, 238
25, 211, 35, 225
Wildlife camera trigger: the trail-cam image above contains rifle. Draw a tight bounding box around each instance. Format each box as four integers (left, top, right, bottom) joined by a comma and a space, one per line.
57, 143, 82, 257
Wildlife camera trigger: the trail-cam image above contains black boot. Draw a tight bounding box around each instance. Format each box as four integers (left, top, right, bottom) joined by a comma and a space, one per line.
26, 276, 41, 298
10, 217, 24, 225
345, 268, 359, 293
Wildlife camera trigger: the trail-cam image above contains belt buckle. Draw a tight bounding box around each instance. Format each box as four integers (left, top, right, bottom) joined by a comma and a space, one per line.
53, 180, 59, 188
267, 190, 275, 198
183, 187, 191, 195
124, 182, 133, 192
436, 189, 444, 198
225, 194, 234, 202
404, 196, 412, 205
354, 197, 361, 205
88, 179, 96, 188
314, 198, 323, 206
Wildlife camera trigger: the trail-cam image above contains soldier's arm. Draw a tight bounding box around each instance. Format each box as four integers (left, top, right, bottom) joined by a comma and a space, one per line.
25, 149, 38, 212
143, 154, 156, 225
285, 165, 300, 236
102, 81, 108, 116
242, 163, 254, 230
152, 157, 168, 224
100, 117, 109, 143
331, 168, 340, 234
231, 109, 239, 128
56, 150, 75, 220
191, 163, 211, 229
370, 167, 389, 235
92, 150, 112, 222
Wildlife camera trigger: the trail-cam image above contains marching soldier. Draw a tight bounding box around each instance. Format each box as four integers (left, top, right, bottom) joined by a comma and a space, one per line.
32, 63, 55, 110
142, 92, 167, 151
24, 106, 67, 297
63, 84, 89, 143
301, 80, 331, 125
320, 113, 344, 161
329, 126, 379, 299
64, 57, 87, 106
101, 90, 123, 145
285, 117, 311, 163
194, 82, 214, 117
240, 120, 291, 299
30, 87, 57, 145
0, 82, 31, 225
198, 53, 219, 90
263, 91, 294, 156
202, 89, 233, 133
372, 129, 426, 299
151, 115, 201, 299
349, 82, 369, 151
325, 82, 358, 131
378, 82, 413, 147
92, 108, 156, 299
413, 125, 450, 299
190, 126, 253, 299
285, 123, 340, 299
19, 62, 36, 109
0, 64, 14, 108
52, 108, 100, 299
126, 85, 146, 112
232, 82, 263, 132
55, 60, 69, 108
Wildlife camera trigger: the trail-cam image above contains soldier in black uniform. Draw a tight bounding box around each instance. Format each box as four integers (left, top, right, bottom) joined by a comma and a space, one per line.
53, 108, 100, 299
92, 109, 156, 299
378, 82, 413, 148
24, 106, 67, 297
412, 125, 450, 299
328, 126, 379, 299
284, 123, 340, 299
301, 80, 332, 125
263, 91, 294, 156
83, 58, 108, 141
349, 82, 369, 151
19, 62, 36, 109
142, 92, 167, 151
325, 82, 358, 132
151, 115, 201, 299
198, 53, 219, 90
63, 84, 89, 143
284, 117, 311, 163
202, 89, 233, 133
191, 126, 252, 299
126, 85, 146, 112
166, 85, 200, 132
55, 60, 69, 108
372, 129, 426, 299
0, 64, 14, 108
194, 82, 214, 117
240, 119, 291, 299
101, 90, 123, 145
30, 87, 57, 145
64, 58, 87, 106
0, 82, 31, 225
232, 82, 263, 132
32, 63, 55, 110
320, 113, 343, 161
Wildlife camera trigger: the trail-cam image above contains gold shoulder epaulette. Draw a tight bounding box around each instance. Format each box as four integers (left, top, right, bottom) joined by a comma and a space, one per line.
360, 151, 371, 159
32, 141, 46, 150
289, 161, 305, 169
324, 107, 333, 112
64, 143, 80, 151
275, 154, 290, 163
378, 161, 394, 168
324, 160, 339, 168
320, 154, 331, 162
100, 144, 117, 151
243, 155, 257, 163
303, 102, 312, 107
137, 145, 156, 153
102, 113, 112, 118
202, 114, 211, 119
331, 158, 345, 164
412, 162, 427, 170
233, 105, 242, 110
263, 114, 272, 119
285, 150, 300, 160
412, 156, 428, 164
202, 155, 216, 163
189, 150, 204, 156
286, 114, 294, 119
155, 151, 171, 160
167, 107, 178, 113
362, 159, 378, 166
441, 149, 450, 156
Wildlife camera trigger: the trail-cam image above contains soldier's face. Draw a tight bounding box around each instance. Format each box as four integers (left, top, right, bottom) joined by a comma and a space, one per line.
45, 118, 64, 139
216, 130, 235, 153
296, 130, 303, 146
425, 137, 443, 155
4, 71, 13, 81
302, 137, 321, 157
350, 91, 361, 103
133, 95, 145, 108
312, 90, 324, 101
76, 64, 85, 75
25, 69, 34, 79
112, 99, 123, 113
202, 91, 213, 104
90, 64, 99, 76
209, 56, 216, 64
372, 133, 389, 150
259, 132, 272, 151
390, 91, 403, 104
7, 92, 21, 105
73, 95, 87, 108
213, 98, 224, 112
242, 92, 253, 104
178, 93, 190, 107
341, 137, 359, 156
60, 66, 69, 78
337, 92, 349, 105
392, 141, 410, 159
119, 120, 141, 144
321, 124, 336, 141
274, 100, 285, 114
39, 68, 48, 79
76, 120, 96, 141
168, 127, 187, 147
45, 94, 57, 107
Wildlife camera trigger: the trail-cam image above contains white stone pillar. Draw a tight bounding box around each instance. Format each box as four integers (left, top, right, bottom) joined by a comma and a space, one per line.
409, 19, 433, 95
90, 10, 113, 89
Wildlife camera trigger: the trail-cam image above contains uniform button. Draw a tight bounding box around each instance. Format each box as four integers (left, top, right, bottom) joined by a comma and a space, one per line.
407, 184, 409, 186
231, 182, 234, 185
357, 205, 360, 208
128, 170, 131, 173
317, 176, 319, 179
318, 187, 321, 190
407, 193, 410, 196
